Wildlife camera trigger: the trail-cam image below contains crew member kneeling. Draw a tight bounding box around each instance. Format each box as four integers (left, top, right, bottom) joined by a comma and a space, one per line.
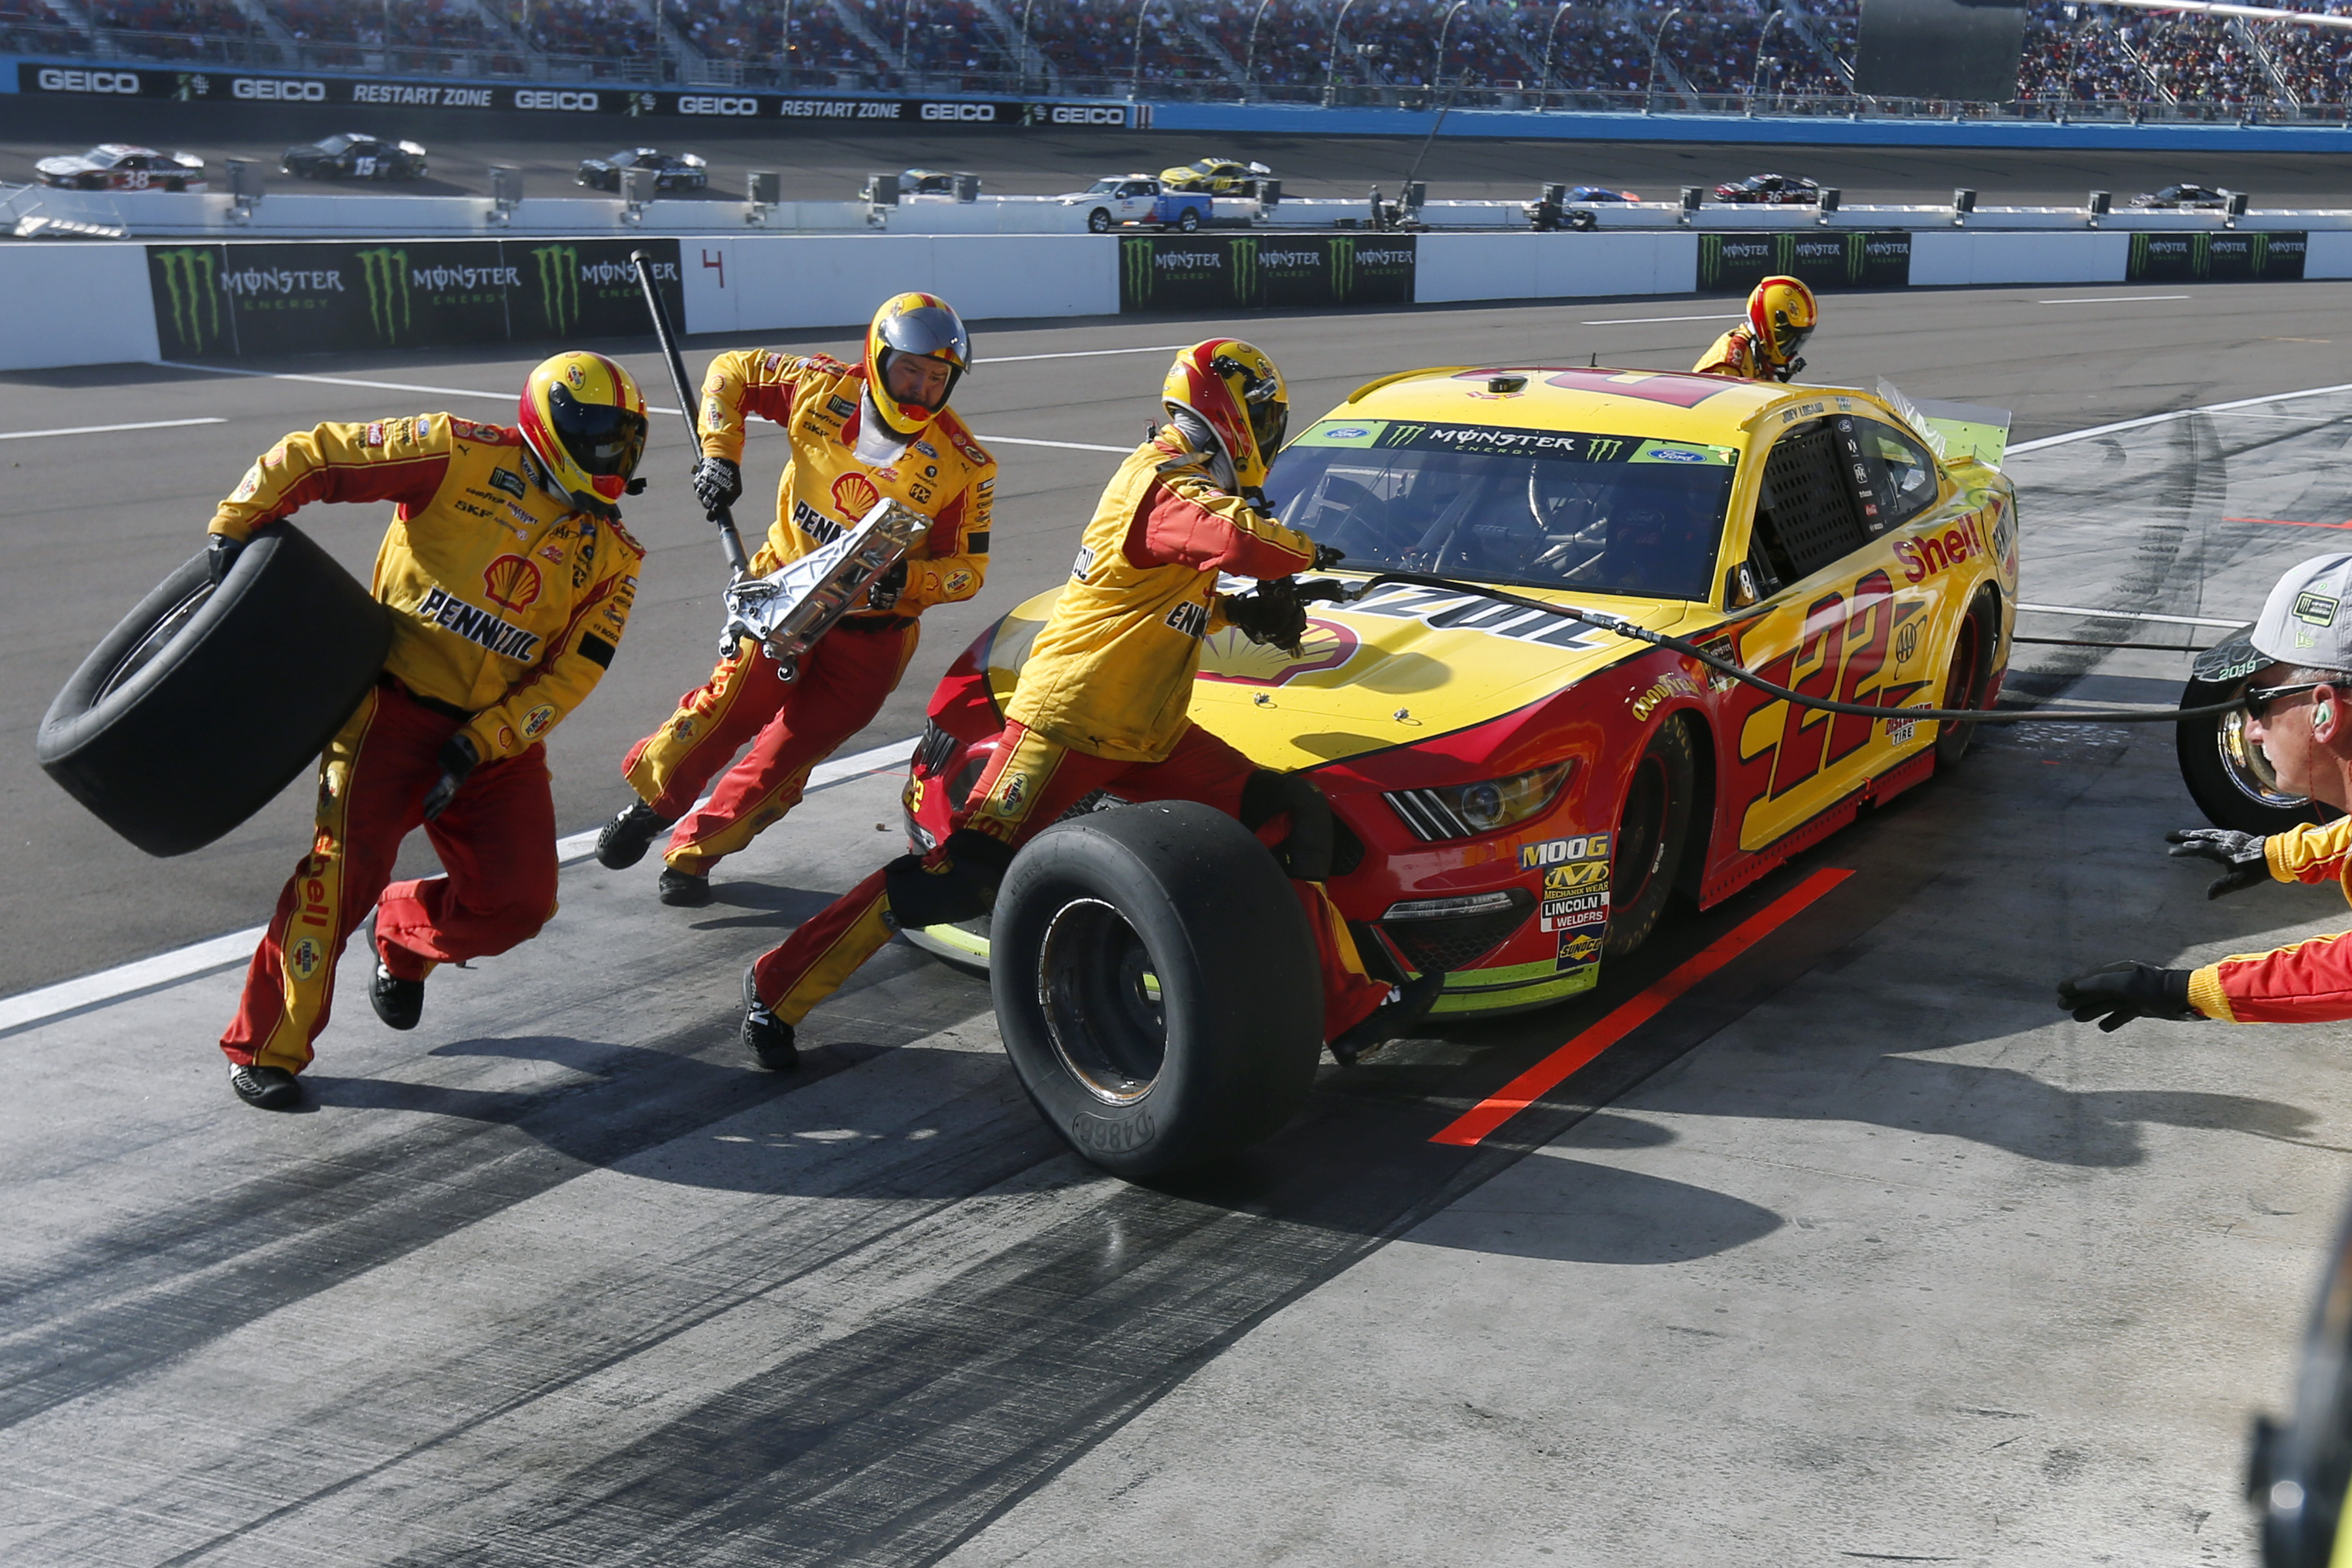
212, 353, 649, 1109
2061, 553, 2352, 1030
737, 340, 1437, 1070
1693, 274, 1817, 384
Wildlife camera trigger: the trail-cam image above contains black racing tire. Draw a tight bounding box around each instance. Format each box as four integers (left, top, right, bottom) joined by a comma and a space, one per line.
37, 525, 392, 857
2176, 637, 2340, 835
1603, 715, 1697, 961
1086, 206, 1113, 233
991, 800, 1324, 1178
1934, 587, 1999, 770
165, 178, 185, 193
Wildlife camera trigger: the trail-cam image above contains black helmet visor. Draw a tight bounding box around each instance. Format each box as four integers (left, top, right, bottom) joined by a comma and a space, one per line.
549, 383, 647, 478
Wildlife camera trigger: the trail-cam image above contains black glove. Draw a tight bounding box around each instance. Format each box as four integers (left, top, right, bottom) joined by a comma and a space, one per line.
205, 532, 244, 587
1224, 578, 1309, 654
866, 558, 909, 612
1311, 542, 1347, 570
2165, 827, 2270, 899
2056, 961, 2201, 1032
691, 455, 742, 514
421, 733, 480, 822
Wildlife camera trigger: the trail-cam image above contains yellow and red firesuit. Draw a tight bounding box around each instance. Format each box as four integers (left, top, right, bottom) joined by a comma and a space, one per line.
2188, 817, 2352, 1021
214, 404, 644, 1073
617, 348, 994, 875
749, 419, 1394, 1040
1693, 274, 1818, 383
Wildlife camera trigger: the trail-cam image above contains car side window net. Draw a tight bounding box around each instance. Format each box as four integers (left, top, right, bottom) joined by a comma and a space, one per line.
1749, 418, 1869, 593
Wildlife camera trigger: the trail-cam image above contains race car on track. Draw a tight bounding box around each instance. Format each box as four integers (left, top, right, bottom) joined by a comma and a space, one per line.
282, 134, 428, 181
34, 144, 206, 193
906, 367, 2018, 1021
1158, 155, 1271, 194
576, 148, 708, 193
1713, 172, 1821, 204
1563, 184, 1642, 203
2130, 182, 2229, 210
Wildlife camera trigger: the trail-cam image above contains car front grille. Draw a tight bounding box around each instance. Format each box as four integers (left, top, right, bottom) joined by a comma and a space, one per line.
1384, 787, 1481, 842
1379, 887, 1535, 974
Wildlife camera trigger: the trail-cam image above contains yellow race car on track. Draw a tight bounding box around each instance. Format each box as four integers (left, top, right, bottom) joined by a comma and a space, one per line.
1156, 155, 1271, 193
908, 365, 2018, 1017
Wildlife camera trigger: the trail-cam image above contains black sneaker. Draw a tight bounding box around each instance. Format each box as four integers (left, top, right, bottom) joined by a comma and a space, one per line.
742, 966, 798, 1071
370, 963, 424, 1031
227, 1060, 301, 1109
595, 798, 676, 870
1330, 968, 1448, 1066
658, 866, 713, 907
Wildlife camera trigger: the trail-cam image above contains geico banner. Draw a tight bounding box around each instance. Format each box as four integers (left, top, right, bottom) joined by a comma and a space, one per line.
1698, 231, 1914, 292
1118, 233, 1415, 312
2128, 230, 2306, 282
16, 63, 1147, 126
144, 237, 684, 359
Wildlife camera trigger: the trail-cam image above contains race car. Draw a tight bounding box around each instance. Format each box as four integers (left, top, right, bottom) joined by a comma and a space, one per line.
1563, 184, 1641, 203
896, 167, 977, 200
34, 144, 206, 193
1158, 155, 1271, 194
282, 134, 428, 181
904, 368, 2017, 1017
1713, 172, 1820, 204
2130, 182, 2228, 209
576, 148, 708, 193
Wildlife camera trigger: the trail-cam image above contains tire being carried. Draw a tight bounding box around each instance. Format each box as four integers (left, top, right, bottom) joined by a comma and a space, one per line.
2176, 620, 2340, 836
37, 525, 392, 857
991, 800, 1324, 1178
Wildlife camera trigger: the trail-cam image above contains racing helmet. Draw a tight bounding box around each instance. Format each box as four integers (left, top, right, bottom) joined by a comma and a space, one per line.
517, 350, 647, 519
1162, 338, 1288, 491
1746, 275, 1818, 367
865, 291, 971, 436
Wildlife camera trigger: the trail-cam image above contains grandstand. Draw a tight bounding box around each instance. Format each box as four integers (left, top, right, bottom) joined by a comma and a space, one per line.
10, 0, 2352, 115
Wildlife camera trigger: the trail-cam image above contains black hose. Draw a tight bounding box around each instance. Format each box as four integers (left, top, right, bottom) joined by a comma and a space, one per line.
1328, 570, 2243, 727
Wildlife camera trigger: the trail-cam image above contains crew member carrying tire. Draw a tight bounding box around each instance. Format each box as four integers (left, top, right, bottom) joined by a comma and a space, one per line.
737, 340, 1435, 1070
213, 352, 651, 1109
595, 293, 995, 906
1693, 275, 1818, 384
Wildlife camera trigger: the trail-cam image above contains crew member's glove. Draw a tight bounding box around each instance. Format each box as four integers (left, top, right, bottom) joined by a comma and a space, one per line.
1776, 357, 1806, 383
421, 734, 480, 822
691, 455, 742, 514
1311, 542, 1347, 570
1224, 578, 1309, 654
205, 531, 244, 587
2165, 827, 2270, 899
2056, 961, 2201, 1032
865, 559, 909, 613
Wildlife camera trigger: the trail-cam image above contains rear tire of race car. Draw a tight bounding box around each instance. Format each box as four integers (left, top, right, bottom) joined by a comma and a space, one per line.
1933, 588, 1999, 771
992, 801, 1324, 1179
1603, 716, 1698, 961
36, 525, 393, 858
1087, 207, 1112, 233
2176, 642, 2340, 836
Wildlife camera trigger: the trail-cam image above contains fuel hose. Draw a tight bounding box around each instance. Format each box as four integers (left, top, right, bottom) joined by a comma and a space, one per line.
1322, 570, 2246, 727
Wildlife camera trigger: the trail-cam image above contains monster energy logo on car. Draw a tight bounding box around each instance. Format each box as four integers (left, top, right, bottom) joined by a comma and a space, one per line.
357, 246, 411, 344
530, 244, 581, 334
151, 246, 227, 353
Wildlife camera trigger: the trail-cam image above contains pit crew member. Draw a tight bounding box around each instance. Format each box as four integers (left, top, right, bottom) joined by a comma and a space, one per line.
2061, 554, 2352, 1030
593, 293, 993, 906
1693, 275, 1817, 383
213, 352, 650, 1109
736, 340, 1437, 1070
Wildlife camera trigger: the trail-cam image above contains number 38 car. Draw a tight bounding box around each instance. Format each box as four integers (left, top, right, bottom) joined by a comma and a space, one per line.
906, 366, 2018, 1016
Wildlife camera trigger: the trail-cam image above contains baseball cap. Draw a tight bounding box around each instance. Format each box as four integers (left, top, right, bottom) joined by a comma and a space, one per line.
2193, 553, 2352, 683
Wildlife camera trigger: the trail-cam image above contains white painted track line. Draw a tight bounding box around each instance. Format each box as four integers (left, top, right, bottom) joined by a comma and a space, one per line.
2034, 294, 2192, 305
2016, 602, 2246, 629
977, 434, 1130, 452
986, 344, 1191, 363
2008, 379, 2352, 454
0, 735, 916, 1039
0, 417, 226, 441
1580, 313, 1740, 325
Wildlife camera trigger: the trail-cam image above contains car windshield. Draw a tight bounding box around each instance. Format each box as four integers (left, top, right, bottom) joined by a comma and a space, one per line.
1084, 178, 1119, 193
318, 135, 357, 153
1264, 418, 1737, 602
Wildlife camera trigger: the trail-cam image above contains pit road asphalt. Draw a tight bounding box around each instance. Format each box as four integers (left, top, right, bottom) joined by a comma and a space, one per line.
9, 286, 2352, 1564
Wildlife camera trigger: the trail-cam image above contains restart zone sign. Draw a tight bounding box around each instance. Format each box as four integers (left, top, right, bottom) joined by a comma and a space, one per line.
146, 237, 685, 357
2127, 231, 2306, 282
1698, 231, 1912, 292
1118, 234, 1415, 313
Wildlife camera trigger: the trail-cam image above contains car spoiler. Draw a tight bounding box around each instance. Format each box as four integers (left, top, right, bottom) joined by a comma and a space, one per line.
1876, 378, 2012, 470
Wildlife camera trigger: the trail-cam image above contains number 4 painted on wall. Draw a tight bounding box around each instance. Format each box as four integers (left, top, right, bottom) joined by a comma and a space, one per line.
701, 248, 725, 288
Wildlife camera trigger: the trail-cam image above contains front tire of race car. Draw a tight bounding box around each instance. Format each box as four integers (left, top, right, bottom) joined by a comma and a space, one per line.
2176, 629, 2339, 835
1603, 716, 1698, 961
992, 801, 1324, 1179
1933, 587, 1999, 770
36, 525, 393, 857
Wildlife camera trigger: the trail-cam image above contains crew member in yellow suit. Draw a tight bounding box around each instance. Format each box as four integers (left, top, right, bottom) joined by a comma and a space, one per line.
1693, 274, 1818, 383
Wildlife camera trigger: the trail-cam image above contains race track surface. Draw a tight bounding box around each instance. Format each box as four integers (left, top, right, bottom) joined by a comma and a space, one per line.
6, 284, 2352, 1563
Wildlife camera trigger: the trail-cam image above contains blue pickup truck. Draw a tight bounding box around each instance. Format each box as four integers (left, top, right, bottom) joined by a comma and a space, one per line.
1057, 174, 1216, 234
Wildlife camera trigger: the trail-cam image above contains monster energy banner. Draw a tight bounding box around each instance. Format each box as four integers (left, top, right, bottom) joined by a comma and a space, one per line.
145, 237, 683, 358
2127, 231, 2306, 283
1117, 234, 1416, 313
1697, 231, 1912, 293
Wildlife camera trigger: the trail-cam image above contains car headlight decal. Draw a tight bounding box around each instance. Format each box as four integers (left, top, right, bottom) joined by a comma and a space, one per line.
1384, 758, 1574, 842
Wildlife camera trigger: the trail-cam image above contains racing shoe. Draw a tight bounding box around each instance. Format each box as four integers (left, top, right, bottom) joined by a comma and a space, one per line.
1328, 968, 1448, 1067
227, 1060, 302, 1110
741, 966, 798, 1071
369, 963, 425, 1031
658, 866, 713, 907
595, 798, 675, 870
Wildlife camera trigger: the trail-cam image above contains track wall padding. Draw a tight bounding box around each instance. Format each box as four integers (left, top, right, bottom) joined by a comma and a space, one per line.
682, 235, 1119, 335
1413, 233, 1699, 304
2, 243, 160, 370
1907, 231, 2130, 286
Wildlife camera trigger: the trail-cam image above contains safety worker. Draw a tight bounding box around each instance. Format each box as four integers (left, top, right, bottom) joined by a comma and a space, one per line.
734, 339, 1441, 1071
1693, 274, 1817, 383
2060, 553, 2352, 1030
213, 352, 651, 1109
593, 293, 994, 906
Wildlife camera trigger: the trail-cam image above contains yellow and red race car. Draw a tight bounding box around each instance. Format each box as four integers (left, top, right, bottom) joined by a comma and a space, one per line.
907, 365, 2017, 1015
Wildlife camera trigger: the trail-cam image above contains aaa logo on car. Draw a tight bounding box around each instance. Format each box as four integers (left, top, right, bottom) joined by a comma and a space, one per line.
832, 471, 883, 519
1197, 617, 1360, 686
482, 553, 543, 612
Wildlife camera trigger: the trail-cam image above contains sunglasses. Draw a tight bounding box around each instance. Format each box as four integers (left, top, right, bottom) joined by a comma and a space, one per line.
2244, 680, 2327, 720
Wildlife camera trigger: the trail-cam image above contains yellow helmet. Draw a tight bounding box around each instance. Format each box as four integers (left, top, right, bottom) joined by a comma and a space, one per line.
1746, 275, 1818, 368
517, 350, 647, 519
864, 291, 971, 437
1162, 338, 1288, 491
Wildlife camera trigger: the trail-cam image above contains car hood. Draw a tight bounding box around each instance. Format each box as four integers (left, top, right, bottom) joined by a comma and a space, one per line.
35, 155, 93, 172
983, 578, 1706, 771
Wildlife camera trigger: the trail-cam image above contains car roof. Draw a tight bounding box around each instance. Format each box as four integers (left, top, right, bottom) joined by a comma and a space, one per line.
1335, 365, 1865, 444
93, 143, 154, 156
